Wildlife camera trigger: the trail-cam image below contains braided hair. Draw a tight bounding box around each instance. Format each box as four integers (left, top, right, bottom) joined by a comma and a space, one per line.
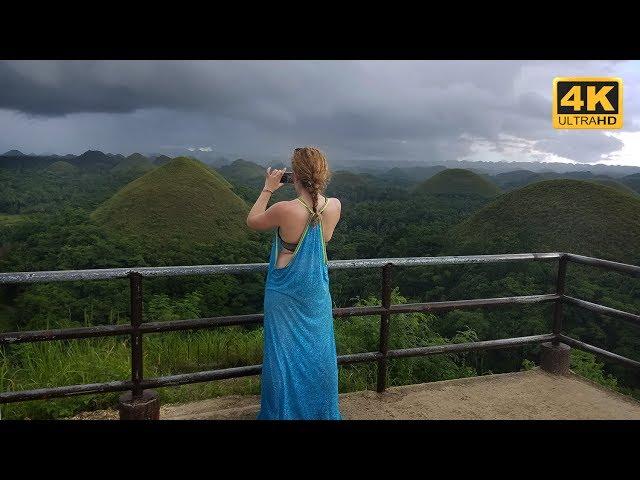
291, 147, 332, 224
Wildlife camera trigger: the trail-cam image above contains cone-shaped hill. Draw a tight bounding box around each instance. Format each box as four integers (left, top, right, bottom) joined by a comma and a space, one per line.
91, 157, 249, 247
45, 160, 78, 175
325, 170, 382, 202
450, 179, 640, 262
112, 153, 155, 176
415, 168, 502, 197
216, 159, 266, 188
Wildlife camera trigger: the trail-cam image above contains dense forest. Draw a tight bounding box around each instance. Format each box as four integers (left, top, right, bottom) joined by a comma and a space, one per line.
1, 151, 639, 419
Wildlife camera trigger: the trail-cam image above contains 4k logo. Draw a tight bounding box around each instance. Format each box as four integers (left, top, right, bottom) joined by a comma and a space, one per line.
553, 77, 623, 129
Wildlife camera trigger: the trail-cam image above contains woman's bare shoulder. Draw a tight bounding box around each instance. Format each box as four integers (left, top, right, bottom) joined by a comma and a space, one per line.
326, 197, 342, 214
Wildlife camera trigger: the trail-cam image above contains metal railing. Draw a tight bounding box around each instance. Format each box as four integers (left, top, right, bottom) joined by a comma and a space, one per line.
1, 252, 639, 406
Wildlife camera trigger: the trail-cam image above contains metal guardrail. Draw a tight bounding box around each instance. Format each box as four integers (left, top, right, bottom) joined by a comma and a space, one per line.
0, 252, 639, 407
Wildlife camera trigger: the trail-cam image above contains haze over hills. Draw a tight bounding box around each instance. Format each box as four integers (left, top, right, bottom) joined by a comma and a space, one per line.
415, 169, 502, 197
91, 157, 249, 248
450, 179, 640, 262
4, 147, 640, 178
3, 150, 25, 157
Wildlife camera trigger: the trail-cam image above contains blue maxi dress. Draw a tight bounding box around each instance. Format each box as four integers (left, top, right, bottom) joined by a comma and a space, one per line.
257, 197, 342, 420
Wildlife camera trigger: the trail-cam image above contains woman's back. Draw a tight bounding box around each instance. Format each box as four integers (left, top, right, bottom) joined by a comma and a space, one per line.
275, 194, 341, 269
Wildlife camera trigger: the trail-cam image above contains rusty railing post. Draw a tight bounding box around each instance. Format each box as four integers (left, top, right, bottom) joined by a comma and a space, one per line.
552, 255, 568, 344
130, 271, 144, 398
376, 263, 393, 393
118, 271, 159, 419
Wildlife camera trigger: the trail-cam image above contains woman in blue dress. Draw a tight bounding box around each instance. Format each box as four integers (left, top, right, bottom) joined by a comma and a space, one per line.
246, 147, 342, 420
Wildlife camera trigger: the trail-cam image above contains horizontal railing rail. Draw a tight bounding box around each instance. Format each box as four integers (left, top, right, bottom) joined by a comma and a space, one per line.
0, 253, 562, 284
1, 252, 639, 412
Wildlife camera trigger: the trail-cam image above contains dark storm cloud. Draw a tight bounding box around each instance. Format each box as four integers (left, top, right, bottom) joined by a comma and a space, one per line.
0, 60, 637, 164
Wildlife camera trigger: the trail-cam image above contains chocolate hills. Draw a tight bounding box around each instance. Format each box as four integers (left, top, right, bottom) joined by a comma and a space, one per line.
450, 179, 640, 262
111, 153, 155, 176
91, 157, 249, 247
45, 160, 78, 175
415, 169, 502, 197
216, 159, 266, 188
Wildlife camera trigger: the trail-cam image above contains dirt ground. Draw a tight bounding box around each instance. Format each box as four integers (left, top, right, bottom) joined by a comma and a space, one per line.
70, 368, 640, 420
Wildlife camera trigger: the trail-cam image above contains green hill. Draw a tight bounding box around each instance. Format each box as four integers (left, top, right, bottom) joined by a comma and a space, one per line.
153, 155, 173, 166
325, 170, 384, 202
112, 153, 155, 176
45, 160, 78, 175
451, 179, 640, 262
71, 150, 118, 169
588, 179, 638, 196
494, 170, 542, 190
622, 173, 640, 194
92, 157, 249, 247
415, 169, 502, 197
216, 159, 266, 188
385, 165, 447, 184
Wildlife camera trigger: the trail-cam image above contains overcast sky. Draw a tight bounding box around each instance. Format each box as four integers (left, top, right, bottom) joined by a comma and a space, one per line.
1, 60, 639, 166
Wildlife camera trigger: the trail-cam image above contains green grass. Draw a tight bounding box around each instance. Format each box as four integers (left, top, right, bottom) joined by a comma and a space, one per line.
91, 157, 249, 247
451, 179, 640, 263
415, 168, 502, 197
0, 290, 481, 419
0, 327, 264, 419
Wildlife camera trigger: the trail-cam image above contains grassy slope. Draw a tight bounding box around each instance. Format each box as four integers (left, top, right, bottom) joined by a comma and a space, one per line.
91, 157, 249, 246
415, 168, 502, 197
451, 179, 640, 262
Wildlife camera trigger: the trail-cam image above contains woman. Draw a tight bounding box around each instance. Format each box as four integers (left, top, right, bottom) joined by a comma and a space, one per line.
246, 147, 342, 420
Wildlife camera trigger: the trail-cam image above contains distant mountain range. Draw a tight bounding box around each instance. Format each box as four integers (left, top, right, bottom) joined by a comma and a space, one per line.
2, 148, 640, 179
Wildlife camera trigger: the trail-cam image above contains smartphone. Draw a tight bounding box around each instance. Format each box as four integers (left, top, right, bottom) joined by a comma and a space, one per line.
280, 171, 293, 184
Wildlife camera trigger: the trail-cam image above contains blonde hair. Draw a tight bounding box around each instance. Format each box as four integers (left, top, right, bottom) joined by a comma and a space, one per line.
291, 146, 332, 218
